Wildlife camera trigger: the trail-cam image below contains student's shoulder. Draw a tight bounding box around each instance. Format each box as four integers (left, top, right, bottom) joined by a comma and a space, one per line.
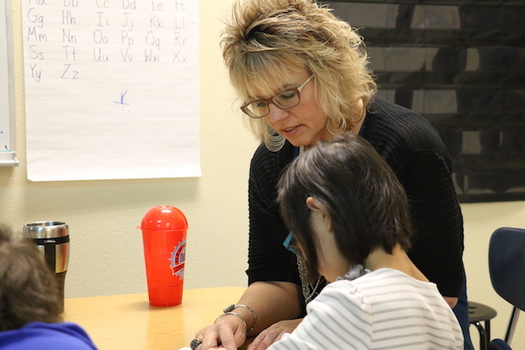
317, 277, 370, 306
0, 322, 99, 350
330, 268, 411, 292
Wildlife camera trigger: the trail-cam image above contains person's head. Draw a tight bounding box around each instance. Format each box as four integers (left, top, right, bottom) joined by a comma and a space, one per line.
0, 225, 62, 331
277, 134, 413, 282
221, 0, 377, 151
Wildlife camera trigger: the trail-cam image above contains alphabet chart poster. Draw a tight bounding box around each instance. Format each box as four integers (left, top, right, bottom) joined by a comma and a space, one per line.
22, 0, 200, 181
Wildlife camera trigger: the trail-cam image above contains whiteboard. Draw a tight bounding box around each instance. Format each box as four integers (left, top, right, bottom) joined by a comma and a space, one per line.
0, 0, 18, 166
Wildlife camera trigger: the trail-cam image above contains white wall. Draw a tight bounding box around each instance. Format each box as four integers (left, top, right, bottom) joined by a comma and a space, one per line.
1, 1, 524, 349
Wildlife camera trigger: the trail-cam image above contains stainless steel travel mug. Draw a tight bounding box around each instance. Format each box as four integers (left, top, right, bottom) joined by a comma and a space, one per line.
23, 221, 70, 313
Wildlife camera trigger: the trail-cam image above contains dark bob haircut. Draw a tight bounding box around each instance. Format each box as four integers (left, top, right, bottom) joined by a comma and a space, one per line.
277, 134, 413, 282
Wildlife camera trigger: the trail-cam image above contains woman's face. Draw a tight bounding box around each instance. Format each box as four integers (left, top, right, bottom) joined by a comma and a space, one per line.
252, 69, 331, 148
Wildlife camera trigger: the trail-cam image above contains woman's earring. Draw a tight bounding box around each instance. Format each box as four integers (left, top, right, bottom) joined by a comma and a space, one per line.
266, 127, 285, 152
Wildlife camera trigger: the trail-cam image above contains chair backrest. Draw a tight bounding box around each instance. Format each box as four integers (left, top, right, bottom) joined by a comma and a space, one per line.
489, 339, 513, 350
489, 227, 525, 312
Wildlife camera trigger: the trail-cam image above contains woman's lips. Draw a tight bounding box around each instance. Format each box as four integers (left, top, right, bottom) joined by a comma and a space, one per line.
281, 125, 300, 136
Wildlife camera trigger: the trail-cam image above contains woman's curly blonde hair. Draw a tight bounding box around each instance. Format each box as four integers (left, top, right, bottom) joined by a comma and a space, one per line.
221, 0, 377, 150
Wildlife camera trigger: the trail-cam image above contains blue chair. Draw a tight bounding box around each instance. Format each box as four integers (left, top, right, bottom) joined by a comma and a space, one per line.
488, 339, 512, 350
488, 227, 525, 346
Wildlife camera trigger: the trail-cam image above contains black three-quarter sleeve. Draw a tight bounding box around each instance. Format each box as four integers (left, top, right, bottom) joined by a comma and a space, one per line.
246, 142, 301, 285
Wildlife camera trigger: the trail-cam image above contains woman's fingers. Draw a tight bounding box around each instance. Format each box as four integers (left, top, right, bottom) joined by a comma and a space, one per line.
247, 319, 301, 350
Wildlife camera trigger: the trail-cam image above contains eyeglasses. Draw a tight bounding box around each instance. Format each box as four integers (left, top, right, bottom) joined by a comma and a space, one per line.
241, 75, 314, 119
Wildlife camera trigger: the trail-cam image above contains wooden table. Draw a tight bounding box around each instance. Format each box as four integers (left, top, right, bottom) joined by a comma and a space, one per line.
64, 287, 246, 350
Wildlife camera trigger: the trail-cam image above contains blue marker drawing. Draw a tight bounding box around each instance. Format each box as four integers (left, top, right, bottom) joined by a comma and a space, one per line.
113, 90, 130, 105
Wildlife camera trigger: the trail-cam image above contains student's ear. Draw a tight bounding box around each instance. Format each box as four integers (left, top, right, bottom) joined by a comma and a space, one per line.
306, 197, 332, 232
306, 197, 323, 212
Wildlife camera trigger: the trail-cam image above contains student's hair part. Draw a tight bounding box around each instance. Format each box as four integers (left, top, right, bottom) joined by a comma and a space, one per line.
0, 225, 62, 331
277, 134, 413, 282
221, 0, 377, 149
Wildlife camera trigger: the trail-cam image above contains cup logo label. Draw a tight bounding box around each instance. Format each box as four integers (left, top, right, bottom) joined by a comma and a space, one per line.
169, 239, 186, 280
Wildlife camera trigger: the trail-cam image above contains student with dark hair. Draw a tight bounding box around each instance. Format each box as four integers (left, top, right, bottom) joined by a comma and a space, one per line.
0, 225, 97, 350
269, 134, 463, 349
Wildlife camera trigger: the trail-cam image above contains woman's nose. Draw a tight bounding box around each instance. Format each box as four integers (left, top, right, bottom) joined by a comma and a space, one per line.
267, 103, 289, 123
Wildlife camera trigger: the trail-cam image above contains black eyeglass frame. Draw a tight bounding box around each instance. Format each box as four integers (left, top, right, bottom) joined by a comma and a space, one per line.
240, 75, 314, 119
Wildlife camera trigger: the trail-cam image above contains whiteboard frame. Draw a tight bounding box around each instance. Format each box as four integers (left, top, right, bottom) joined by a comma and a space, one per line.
0, 0, 18, 167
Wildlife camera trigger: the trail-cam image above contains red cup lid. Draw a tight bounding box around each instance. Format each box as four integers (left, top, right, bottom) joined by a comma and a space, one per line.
141, 205, 188, 231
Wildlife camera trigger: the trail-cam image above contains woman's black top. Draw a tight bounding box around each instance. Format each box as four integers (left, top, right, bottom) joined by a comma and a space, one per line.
247, 97, 464, 299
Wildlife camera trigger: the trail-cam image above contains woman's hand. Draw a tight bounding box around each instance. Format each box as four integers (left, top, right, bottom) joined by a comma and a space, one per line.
193, 281, 302, 349
247, 319, 302, 350
195, 314, 247, 350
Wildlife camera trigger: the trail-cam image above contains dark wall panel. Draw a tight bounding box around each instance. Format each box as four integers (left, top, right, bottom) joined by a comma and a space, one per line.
323, 0, 525, 203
